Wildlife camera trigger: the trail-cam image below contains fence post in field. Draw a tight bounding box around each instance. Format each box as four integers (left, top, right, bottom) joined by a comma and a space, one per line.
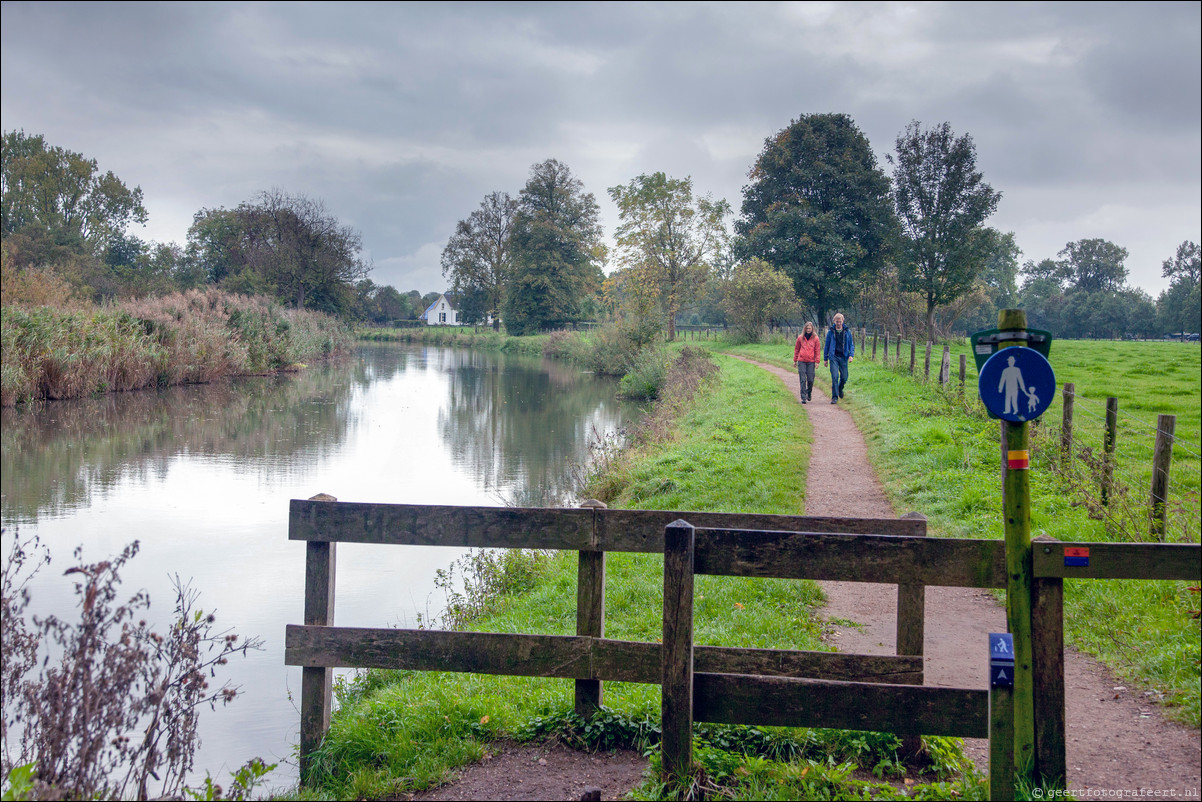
860, 327, 867, 353
872, 331, 879, 360
883, 331, 889, 364
896, 333, 901, 363
940, 345, 951, 387
662, 519, 696, 782
300, 493, 338, 785
1102, 397, 1119, 506
924, 342, 932, 381
910, 340, 917, 375
1031, 536, 1067, 787
959, 354, 967, 389
1150, 414, 1177, 541
576, 499, 608, 716
1061, 384, 1075, 471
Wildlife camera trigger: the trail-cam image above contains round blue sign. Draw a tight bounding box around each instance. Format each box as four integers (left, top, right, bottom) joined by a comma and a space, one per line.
978, 347, 1056, 422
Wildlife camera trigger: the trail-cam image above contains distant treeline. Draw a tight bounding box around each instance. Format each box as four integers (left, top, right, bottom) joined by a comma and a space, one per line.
3, 125, 1198, 344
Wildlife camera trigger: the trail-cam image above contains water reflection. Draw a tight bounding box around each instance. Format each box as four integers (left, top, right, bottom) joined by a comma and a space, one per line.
1, 363, 365, 524
0, 342, 637, 787
436, 348, 628, 505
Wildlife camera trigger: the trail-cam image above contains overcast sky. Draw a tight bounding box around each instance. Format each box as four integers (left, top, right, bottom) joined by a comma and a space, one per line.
3, 1, 1199, 296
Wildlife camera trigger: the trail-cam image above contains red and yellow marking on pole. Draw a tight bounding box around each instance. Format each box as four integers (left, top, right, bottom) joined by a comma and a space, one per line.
1007, 449, 1029, 470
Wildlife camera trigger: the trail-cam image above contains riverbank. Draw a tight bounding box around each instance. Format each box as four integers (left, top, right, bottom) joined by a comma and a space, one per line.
1, 289, 354, 407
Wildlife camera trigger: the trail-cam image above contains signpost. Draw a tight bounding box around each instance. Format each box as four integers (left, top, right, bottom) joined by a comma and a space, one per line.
973, 309, 1056, 783
989, 633, 1016, 799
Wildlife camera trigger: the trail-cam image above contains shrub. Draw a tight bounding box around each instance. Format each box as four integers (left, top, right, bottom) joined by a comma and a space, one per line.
1, 530, 265, 800
618, 345, 669, 400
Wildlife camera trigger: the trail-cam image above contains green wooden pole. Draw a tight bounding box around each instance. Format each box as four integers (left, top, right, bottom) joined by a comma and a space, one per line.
998, 308, 1036, 775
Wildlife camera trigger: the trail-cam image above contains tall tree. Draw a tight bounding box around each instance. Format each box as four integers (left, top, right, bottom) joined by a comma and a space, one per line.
608, 172, 730, 340
1158, 240, 1201, 336
243, 189, 370, 313
735, 113, 895, 328
1058, 238, 1129, 294
959, 228, 1022, 333
1162, 240, 1200, 286
2, 131, 147, 257
187, 191, 369, 314
889, 121, 1001, 342
440, 191, 517, 331
503, 159, 604, 335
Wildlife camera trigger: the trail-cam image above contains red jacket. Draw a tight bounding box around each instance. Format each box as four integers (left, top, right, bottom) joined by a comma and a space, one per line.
794, 332, 821, 363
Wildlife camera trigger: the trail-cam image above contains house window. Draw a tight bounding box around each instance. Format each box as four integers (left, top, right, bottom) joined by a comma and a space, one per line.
439, 313, 446, 323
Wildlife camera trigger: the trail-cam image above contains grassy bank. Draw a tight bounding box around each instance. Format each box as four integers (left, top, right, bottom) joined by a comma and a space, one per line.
722, 337, 1201, 727
1, 289, 353, 406
301, 349, 982, 800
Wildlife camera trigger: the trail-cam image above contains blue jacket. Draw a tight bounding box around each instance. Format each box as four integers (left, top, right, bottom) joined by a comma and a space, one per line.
824, 325, 855, 361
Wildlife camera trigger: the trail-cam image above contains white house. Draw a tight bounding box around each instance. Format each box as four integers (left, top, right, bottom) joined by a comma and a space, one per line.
422, 293, 460, 326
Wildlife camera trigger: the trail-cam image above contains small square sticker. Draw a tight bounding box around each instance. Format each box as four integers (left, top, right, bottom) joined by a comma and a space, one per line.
1064, 546, 1090, 567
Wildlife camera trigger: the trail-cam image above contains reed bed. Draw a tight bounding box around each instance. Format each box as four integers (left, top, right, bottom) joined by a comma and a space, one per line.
1, 288, 353, 406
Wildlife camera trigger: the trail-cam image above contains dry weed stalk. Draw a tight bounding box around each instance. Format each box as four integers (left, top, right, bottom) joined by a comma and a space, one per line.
1, 530, 264, 800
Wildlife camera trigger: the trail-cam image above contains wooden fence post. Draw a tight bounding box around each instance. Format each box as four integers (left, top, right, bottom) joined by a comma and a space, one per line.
1150, 414, 1176, 541
910, 340, 916, 375
300, 493, 337, 785
1102, 397, 1118, 506
897, 511, 927, 756
576, 500, 608, 716
940, 345, 951, 387
924, 342, 932, 381
872, 331, 879, 360
990, 647, 1016, 801
1061, 383, 1074, 472
860, 327, 867, 354
883, 331, 889, 364
959, 353, 967, 389
1031, 537, 1066, 788
662, 519, 696, 782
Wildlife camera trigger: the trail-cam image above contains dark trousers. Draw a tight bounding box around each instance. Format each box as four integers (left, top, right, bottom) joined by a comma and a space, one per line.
829, 357, 849, 398
796, 362, 816, 400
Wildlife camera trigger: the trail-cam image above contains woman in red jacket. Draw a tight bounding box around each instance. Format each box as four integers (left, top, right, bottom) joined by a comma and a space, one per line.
793, 321, 821, 403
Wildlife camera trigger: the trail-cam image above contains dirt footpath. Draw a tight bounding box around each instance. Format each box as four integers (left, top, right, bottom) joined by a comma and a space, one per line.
745, 355, 1201, 799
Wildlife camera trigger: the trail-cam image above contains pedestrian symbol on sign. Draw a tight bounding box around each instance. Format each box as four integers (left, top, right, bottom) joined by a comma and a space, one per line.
978, 348, 1056, 422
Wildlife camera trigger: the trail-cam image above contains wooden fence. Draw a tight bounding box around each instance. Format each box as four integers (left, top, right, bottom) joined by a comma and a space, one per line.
285, 498, 1199, 793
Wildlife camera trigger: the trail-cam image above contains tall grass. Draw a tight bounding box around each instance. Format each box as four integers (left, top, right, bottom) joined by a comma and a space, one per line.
1, 289, 353, 406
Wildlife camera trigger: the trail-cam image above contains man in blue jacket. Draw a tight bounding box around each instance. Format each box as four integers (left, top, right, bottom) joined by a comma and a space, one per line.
823, 313, 855, 404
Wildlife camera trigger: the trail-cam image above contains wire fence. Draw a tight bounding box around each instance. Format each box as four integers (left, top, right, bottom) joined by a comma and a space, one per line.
853, 325, 1201, 544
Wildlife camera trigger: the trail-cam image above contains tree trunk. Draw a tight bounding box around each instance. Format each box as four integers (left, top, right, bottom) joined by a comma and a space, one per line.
925, 297, 937, 344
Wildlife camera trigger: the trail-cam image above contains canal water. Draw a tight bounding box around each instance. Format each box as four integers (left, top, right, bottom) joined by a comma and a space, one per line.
0, 342, 639, 789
